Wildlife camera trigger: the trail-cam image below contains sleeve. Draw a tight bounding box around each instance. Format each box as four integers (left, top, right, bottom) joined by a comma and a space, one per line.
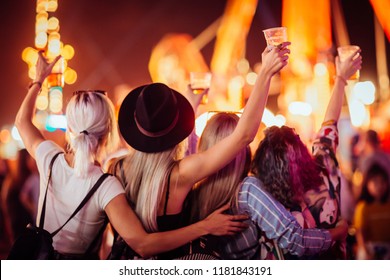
239, 177, 332, 257
35, 140, 64, 179
97, 175, 125, 211
312, 121, 339, 174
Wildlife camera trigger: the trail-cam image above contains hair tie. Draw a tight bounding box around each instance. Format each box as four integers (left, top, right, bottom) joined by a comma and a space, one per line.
80, 130, 89, 136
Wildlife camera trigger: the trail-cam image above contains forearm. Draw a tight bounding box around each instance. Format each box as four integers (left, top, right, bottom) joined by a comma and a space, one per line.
323, 77, 346, 123
236, 68, 273, 143
109, 195, 209, 258
15, 83, 41, 126
129, 220, 209, 258
15, 83, 45, 157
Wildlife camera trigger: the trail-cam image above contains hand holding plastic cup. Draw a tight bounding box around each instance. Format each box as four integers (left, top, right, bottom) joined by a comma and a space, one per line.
263, 27, 287, 50
190, 72, 212, 104
337, 45, 360, 80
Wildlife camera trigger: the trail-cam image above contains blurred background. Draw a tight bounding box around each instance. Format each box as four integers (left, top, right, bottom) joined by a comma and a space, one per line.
1, 0, 390, 260
1, 0, 389, 173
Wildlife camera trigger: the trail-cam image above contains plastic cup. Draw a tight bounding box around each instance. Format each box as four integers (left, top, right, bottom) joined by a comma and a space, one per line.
190, 72, 212, 104
337, 45, 360, 80
262, 27, 287, 50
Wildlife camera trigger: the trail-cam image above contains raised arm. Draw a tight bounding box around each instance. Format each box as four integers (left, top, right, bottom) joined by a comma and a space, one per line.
324, 48, 362, 123
15, 52, 61, 158
105, 195, 248, 258
179, 43, 291, 185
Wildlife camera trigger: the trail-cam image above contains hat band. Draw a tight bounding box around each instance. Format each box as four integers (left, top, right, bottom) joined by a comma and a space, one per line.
134, 111, 179, 138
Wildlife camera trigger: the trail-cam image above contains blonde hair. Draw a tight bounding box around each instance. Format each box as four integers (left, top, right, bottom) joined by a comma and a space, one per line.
190, 113, 250, 222
118, 141, 186, 232
66, 91, 119, 177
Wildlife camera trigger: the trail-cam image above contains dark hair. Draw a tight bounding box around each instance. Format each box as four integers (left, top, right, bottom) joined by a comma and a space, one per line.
251, 126, 323, 209
359, 164, 390, 203
366, 129, 380, 148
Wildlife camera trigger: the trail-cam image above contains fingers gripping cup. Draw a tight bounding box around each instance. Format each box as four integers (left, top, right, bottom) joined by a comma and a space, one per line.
190, 72, 212, 104
337, 45, 360, 80
262, 27, 287, 50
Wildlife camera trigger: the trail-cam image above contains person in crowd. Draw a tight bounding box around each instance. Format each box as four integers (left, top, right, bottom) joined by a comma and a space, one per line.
0, 157, 10, 254
19, 149, 40, 222
353, 129, 390, 201
110, 43, 291, 259
250, 48, 362, 259
14, 51, 249, 259
189, 112, 348, 260
1, 149, 35, 243
353, 164, 390, 259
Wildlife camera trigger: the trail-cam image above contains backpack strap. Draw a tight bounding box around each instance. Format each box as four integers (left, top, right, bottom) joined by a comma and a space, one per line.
39, 152, 63, 229
51, 173, 111, 237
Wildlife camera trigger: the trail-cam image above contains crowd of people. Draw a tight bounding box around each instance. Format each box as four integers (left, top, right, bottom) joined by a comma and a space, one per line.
1, 40, 389, 260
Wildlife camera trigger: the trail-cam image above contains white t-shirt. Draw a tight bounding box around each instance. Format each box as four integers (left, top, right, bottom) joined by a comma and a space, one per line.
35, 140, 125, 254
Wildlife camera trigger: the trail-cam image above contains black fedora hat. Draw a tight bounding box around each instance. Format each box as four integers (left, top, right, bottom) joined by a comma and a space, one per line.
118, 83, 195, 153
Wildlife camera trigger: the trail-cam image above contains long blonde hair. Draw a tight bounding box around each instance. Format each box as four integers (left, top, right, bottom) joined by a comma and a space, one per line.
118, 142, 185, 232
66, 91, 119, 177
189, 113, 251, 222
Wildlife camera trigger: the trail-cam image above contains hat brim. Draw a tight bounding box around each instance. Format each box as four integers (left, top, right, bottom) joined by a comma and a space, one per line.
118, 84, 195, 153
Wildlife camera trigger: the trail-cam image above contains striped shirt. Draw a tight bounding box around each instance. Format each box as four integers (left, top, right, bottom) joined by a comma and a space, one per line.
220, 176, 332, 259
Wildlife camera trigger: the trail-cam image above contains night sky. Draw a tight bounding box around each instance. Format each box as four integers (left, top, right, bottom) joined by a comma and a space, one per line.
0, 0, 388, 129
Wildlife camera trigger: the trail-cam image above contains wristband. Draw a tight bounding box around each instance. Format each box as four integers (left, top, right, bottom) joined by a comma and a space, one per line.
334, 75, 347, 86
28, 81, 42, 89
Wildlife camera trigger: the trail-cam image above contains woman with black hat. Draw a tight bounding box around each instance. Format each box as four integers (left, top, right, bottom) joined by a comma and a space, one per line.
113, 42, 291, 259
14, 51, 249, 259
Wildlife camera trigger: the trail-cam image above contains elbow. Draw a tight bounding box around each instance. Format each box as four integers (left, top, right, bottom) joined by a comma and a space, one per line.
14, 114, 22, 131
122, 238, 152, 259
15, 111, 28, 134
240, 130, 256, 147
135, 246, 151, 259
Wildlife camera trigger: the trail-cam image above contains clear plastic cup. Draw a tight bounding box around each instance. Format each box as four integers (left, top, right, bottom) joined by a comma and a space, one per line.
262, 27, 287, 50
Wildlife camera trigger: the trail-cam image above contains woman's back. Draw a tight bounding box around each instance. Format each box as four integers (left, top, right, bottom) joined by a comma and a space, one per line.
35, 140, 124, 254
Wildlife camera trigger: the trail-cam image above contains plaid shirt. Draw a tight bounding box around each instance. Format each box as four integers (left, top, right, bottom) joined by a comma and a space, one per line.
219, 176, 332, 259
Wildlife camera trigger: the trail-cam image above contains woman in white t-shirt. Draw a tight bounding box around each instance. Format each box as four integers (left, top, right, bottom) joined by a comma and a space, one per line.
14, 51, 247, 259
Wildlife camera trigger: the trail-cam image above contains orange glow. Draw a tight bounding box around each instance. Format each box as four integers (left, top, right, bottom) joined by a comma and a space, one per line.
48, 17, 59, 31
36, 95, 49, 111
28, 66, 37, 80
281, 0, 332, 133
36, 11, 48, 21
62, 44, 75, 60
64, 68, 77, 84
22, 47, 38, 65
370, 0, 390, 40
0, 129, 11, 143
149, 34, 209, 93
48, 36, 61, 55
35, 31, 48, 49
47, 0, 58, 12
36, 16, 48, 33
282, 0, 332, 69
211, 0, 258, 75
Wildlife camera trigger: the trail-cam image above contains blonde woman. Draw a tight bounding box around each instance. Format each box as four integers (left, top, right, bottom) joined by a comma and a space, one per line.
14, 51, 250, 259
113, 43, 291, 259
189, 113, 250, 223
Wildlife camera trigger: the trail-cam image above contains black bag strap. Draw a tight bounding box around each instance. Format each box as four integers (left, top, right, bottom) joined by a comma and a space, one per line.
39, 152, 63, 229
51, 173, 111, 237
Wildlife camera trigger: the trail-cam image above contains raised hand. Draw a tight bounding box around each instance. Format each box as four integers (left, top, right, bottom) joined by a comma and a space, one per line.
336, 48, 362, 81
202, 203, 249, 236
183, 84, 209, 113
34, 51, 61, 83
261, 41, 291, 76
